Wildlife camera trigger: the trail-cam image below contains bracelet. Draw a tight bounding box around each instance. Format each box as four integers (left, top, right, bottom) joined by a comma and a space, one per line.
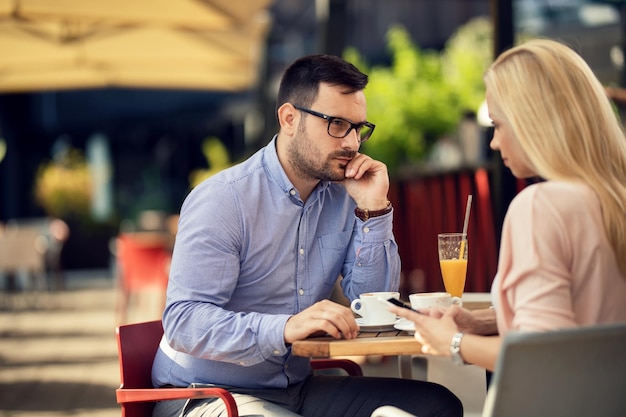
450, 332, 466, 366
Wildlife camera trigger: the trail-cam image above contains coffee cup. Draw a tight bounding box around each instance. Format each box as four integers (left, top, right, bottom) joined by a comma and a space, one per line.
350, 291, 400, 325
409, 292, 462, 310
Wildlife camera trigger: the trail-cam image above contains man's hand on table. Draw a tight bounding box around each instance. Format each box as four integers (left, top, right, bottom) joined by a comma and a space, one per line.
285, 300, 359, 344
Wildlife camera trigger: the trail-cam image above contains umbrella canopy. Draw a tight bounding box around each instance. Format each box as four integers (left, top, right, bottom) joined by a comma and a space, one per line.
0, 0, 273, 92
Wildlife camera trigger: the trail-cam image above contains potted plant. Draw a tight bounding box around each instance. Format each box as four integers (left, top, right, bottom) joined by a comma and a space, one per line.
34, 147, 116, 269
344, 17, 492, 174
34, 148, 92, 223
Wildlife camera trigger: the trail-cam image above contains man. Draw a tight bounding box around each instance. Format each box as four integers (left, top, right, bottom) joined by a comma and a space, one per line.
152, 54, 462, 417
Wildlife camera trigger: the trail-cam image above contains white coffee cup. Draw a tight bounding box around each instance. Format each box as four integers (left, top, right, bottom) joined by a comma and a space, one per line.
351, 291, 400, 325
409, 292, 462, 310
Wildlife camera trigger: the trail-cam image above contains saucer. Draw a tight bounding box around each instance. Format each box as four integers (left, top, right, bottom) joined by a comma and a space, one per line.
393, 318, 415, 334
356, 318, 397, 332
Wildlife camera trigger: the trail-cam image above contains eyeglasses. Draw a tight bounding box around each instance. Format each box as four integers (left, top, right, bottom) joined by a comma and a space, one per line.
293, 105, 375, 143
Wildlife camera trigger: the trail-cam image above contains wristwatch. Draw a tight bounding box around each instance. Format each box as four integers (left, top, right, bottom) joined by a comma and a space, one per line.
450, 332, 466, 366
354, 201, 392, 221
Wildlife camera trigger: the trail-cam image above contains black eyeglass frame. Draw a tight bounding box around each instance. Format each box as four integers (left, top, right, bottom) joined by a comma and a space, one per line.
293, 105, 375, 143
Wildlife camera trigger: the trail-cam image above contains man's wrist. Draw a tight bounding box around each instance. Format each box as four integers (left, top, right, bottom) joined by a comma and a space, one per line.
354, 201, 392, 221
354, 198, 390, 211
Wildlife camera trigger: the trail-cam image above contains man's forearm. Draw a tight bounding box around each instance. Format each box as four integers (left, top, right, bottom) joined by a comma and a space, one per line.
471, 308, 498, 335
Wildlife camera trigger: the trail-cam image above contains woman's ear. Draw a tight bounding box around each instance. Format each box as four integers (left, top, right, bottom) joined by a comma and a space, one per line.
277, 103, 298, 136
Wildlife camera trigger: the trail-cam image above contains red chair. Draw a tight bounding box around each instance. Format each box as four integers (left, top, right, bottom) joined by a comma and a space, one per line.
115, 233, 173, 324
116, 320, 363, 417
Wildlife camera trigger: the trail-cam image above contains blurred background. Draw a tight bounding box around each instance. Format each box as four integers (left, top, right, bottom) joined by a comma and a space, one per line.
2, 1, 626, 416
2, 0, 626, 294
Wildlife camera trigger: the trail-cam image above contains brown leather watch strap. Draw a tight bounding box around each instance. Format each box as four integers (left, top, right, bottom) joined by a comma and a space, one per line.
354, 201, 392, 221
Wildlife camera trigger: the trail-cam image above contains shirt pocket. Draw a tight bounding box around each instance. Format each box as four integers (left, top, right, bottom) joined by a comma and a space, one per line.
317, 230, 352, 284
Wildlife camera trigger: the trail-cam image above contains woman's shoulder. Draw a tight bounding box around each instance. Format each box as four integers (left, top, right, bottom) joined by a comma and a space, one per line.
521, 180, 593, 196
511, 180, 600, 219
514, 180, 596, 204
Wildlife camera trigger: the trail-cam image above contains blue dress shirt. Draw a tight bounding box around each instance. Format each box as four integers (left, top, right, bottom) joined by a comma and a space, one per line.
152, 136, 400, 389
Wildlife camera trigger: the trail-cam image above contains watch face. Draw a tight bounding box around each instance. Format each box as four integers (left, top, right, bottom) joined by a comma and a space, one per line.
355, 202, 392, 221
354, 208, 369, 221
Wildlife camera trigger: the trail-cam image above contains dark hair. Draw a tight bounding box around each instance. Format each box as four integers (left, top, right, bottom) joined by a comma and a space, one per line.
276, 54, 368, 113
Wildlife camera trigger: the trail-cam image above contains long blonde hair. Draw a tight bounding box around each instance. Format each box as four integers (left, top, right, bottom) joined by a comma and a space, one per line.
484, 39, 626, 277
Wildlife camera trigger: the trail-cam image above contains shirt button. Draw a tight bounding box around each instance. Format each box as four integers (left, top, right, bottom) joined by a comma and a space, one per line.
299, 289, 304, 295
274, 350, 281, 355
289, 189, 296, 196
357, 262, 362, 267
299, 248, 304, 255
363, 227, 370, 233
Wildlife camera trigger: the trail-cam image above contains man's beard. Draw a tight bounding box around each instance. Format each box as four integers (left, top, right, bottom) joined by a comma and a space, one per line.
288, 125, 356, 182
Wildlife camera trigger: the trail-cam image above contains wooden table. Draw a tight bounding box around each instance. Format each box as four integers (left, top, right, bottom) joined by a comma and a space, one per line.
292, 294, 492, 378
292, 330, 420, 358
293, 329, 420, 378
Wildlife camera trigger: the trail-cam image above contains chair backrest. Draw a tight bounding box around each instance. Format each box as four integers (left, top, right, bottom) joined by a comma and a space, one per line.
482, 322, 626, 417
117, 319, 164, 417
117, 319, 164, 390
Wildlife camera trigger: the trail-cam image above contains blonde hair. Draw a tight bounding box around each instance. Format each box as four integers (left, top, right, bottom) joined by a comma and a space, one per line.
484, 39, 626, 277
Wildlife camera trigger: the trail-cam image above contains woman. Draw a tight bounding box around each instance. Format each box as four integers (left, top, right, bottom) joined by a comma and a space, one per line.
391, 39, 626, 371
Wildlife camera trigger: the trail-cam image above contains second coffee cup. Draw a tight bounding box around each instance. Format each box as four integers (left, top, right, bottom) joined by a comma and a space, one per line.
350, 291, 400, 325
409, 292, 462, 310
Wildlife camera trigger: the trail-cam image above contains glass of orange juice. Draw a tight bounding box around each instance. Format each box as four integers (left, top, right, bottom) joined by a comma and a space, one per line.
437, 233, 468, 298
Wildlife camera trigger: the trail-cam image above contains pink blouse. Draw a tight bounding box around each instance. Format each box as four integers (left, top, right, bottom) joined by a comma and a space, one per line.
491, 181, 626, 335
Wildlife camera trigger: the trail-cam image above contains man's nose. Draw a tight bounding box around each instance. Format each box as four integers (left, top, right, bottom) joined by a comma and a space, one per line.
341, 129, 360, 150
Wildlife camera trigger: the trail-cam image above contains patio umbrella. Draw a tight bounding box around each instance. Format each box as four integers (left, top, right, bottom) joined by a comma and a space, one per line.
0, 0, 273, 92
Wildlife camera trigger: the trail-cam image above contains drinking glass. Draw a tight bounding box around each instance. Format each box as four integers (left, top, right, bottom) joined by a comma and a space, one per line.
437, 233, 468, 298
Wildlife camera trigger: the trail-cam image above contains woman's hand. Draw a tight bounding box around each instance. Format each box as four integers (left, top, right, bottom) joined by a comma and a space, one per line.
391, 305, 502, 369
391, 305, 459, 357
422, 306, 498, 335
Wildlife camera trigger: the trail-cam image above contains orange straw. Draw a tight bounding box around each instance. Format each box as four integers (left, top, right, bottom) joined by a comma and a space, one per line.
459, 195, 472, 259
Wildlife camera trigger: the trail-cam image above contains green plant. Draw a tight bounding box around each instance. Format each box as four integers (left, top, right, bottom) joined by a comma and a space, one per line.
34, 148, 92, 221
345, 18, 492, 173
441, 17, 493, 118
189, 137, 232, 188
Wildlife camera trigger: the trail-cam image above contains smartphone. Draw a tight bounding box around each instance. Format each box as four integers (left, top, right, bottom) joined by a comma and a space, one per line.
379, 297, 422, 314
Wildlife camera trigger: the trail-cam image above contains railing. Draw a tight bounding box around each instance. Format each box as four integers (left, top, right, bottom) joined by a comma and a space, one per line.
390, 167, 499, 296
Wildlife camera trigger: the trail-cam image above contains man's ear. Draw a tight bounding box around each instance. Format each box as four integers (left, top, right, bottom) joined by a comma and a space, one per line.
277, 103, 298, 136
